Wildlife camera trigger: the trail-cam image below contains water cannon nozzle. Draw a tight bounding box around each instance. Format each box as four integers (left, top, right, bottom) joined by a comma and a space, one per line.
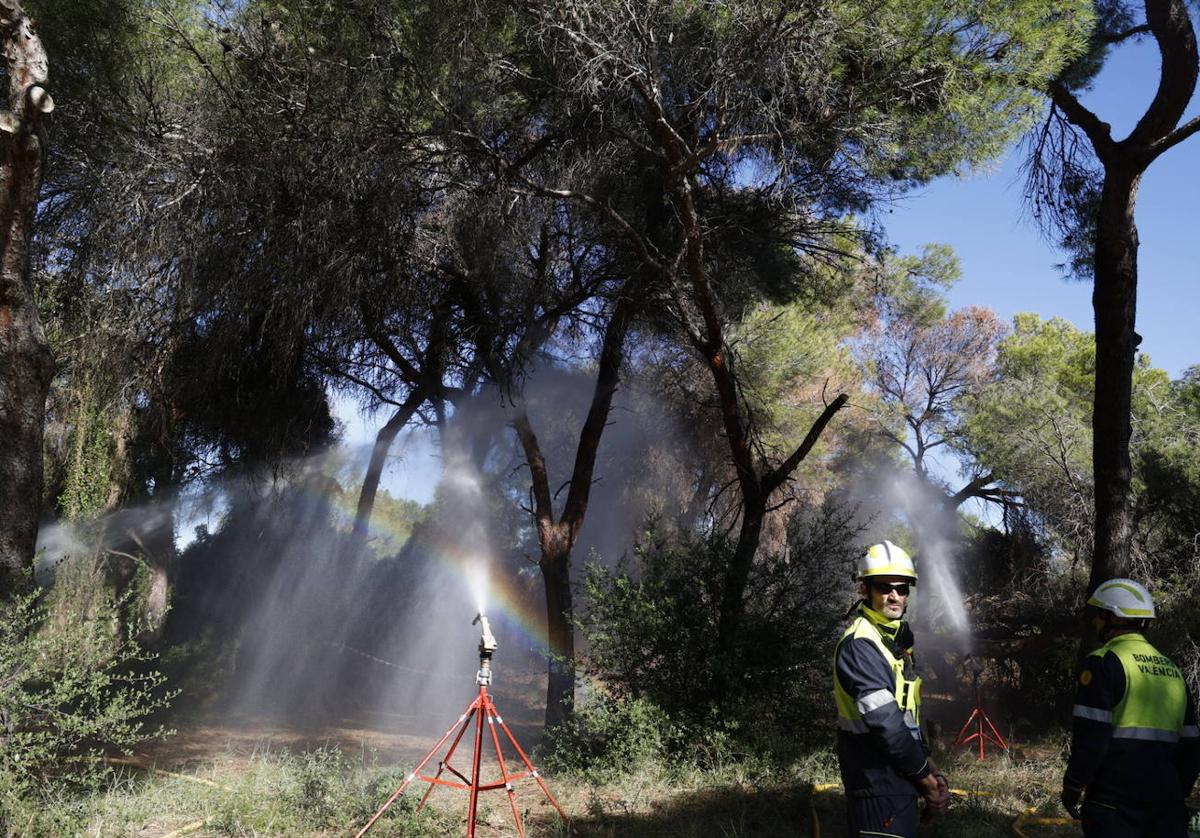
475, 612, 497, 658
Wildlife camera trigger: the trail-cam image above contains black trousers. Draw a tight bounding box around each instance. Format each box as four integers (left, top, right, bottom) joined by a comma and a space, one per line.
1080, 799, 1188, 838
845, 794, 919, 838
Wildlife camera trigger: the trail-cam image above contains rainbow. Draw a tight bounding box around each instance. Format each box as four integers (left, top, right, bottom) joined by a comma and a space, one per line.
327, 483, 552, 657
472, 559, 552, 658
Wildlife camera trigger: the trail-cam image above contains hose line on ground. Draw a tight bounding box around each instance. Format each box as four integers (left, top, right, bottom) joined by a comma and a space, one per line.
809, 783, 1075, 837
104, 755, 228, 836
1011, 804, 1077, 836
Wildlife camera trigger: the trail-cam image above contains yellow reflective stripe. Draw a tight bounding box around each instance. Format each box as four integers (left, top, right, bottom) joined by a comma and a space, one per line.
1073, 705, 1113, 723
1111, 727, 1180, 742
1086, 594, 1154, 616
856, 689, 895, 715
1100, 582, 1149, 601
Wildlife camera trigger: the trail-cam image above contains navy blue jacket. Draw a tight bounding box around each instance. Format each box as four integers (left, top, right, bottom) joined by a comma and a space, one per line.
834, 616, 930, 798
1065, 642, 1200, 806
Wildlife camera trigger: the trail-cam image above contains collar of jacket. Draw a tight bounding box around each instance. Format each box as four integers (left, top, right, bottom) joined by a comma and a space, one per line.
1103, 631, 1147, 647
858, 603, 901, 634
858, 604, 914, 653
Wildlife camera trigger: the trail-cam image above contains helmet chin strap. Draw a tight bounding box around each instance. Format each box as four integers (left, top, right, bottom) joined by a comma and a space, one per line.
1096, 612, 1145, 641
1096, 613, 1116, 642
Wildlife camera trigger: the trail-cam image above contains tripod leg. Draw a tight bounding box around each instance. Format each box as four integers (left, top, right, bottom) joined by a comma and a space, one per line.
418, 706, 478, 811
495, 710, 570, 824
356, 695, 482, 838
954, 708, 981, 745
484, 700, 525, 838
467, 690, 488, 838
981, 710, 1009, 751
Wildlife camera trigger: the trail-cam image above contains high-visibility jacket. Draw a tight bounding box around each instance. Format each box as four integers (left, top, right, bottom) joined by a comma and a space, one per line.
833, 605, 930, 798
1065, 632, 1200, 806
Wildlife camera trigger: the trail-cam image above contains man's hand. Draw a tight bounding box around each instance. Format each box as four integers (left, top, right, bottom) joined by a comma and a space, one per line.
916, 772, 950, 817
1060, 785, 1082, 820
925, 757, 950, 795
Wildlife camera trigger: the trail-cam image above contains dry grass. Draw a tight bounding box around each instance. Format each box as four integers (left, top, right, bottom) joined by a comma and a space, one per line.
0, 740, 1103, 838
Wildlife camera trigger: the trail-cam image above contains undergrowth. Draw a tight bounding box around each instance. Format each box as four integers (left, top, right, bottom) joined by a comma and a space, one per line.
0, 737, 1095, 837
0, 747, 458, 837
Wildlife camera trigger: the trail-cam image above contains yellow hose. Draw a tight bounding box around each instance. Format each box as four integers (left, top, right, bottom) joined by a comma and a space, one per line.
1011, 804, 1077, 836
103, 755, 224, 836
159, 820, 209, 838
810, 783, 840, 836
810, 782, 1075, 837
104, 756, 229, 790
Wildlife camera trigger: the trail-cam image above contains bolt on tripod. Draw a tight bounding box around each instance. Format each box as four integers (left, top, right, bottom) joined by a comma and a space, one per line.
355, 614, 569, 838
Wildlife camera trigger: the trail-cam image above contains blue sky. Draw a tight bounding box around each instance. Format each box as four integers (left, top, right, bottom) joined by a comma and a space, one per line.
884, 38, 1199, 380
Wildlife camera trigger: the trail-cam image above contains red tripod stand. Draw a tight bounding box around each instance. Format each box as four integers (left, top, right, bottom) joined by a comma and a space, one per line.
953, 671, 1008, 760
355, 616, 569, 838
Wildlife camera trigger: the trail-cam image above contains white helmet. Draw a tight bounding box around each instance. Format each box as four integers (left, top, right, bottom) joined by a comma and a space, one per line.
856, 540, 917, 582
1087, 578, 1156, 619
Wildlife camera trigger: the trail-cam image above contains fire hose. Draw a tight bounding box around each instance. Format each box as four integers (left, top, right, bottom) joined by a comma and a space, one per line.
808, 782, 1077, 836
104, 755, 229, 837
1011, 804, 1078, 836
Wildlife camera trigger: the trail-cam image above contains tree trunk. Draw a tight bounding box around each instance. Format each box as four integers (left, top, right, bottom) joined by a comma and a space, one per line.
540, 540, 574, 730
0, 3, 52, 599
351, 390, 425, 546
138, 472, 178, 644
1089, 170, 1141, 589
512, 291, 634, 728
715, 490, 764, 657
1044, 0, 1198, 593
711, 395, 848, 658
127, 499, 176, 645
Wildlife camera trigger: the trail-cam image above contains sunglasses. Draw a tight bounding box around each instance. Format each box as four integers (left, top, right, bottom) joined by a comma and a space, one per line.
869, 581, 911, 597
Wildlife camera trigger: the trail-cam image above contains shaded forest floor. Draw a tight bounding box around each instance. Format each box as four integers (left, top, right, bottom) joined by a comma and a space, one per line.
10, 717, 1100, 838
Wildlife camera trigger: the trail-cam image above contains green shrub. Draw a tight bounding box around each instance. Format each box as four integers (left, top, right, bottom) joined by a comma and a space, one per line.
206, 750, 455, 836
286, 747, 350, 825
0, 565, 175, 802
540, 691, 684, 782
577, 504, 861, 764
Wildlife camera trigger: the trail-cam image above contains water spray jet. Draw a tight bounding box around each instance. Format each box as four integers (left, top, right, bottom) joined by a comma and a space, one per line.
355, 610, 569, 838
467, 563, 489, 618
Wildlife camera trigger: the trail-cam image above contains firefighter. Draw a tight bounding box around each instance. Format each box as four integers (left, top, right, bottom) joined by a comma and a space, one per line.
1061, 578, 1200, 836
833, 540, 950, 837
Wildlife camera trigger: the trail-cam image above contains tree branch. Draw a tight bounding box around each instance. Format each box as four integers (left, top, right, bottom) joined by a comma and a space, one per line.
949, 472, 997, 508
763, 393, 850, 496
1127, 0, 1198, 152
560, 289, 635, 530
1149, 114, 1200, 159
1103, 24, 1152, 44
512, 409, 554, 527
1048, 81, 1117, 162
